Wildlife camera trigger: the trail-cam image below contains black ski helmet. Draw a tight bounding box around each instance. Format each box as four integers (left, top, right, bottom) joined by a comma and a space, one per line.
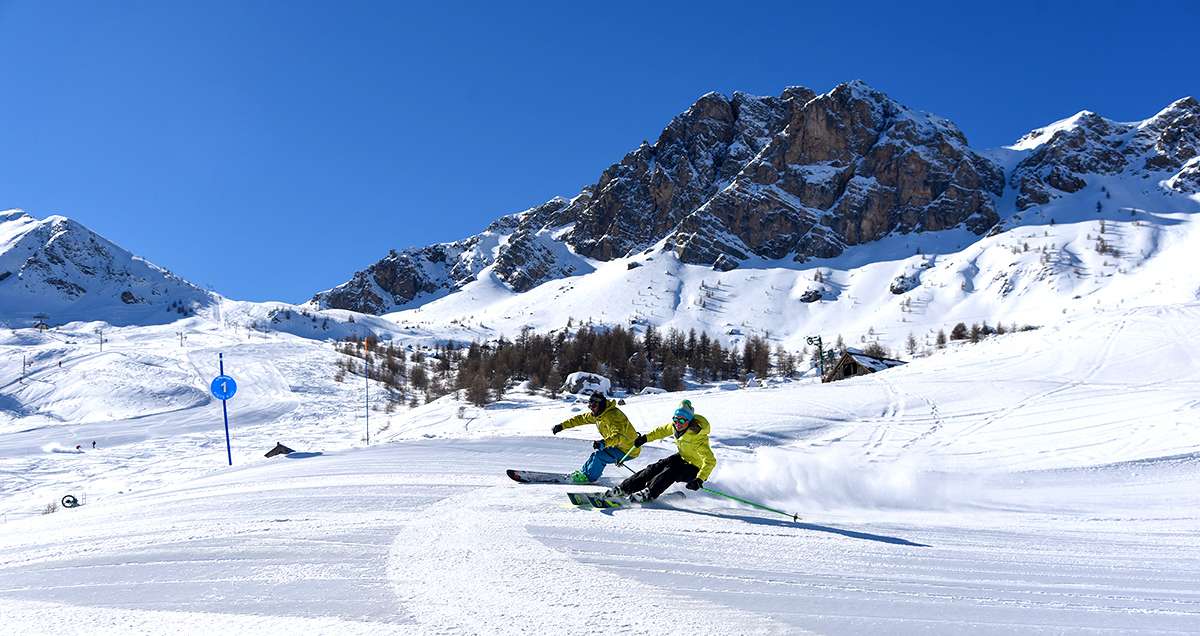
587, 391, 607, 414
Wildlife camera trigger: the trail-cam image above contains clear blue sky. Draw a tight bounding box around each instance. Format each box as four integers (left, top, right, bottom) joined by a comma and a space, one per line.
1, 0, 1196, 302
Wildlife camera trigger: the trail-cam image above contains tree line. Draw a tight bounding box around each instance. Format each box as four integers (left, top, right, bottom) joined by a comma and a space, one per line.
332, 319, 1037, 409
453, 325, 797, 406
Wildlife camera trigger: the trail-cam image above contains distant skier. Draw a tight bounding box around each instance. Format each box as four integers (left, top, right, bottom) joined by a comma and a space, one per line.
607, 399, 715, 502
91, 441, 96, 449
552, 391, 641, 484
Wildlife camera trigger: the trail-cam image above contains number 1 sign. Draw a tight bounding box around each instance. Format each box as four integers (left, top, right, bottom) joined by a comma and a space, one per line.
211, 353, 237, 465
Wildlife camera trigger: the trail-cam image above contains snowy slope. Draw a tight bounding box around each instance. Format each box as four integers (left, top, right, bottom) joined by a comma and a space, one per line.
382, 201, 1200, 358
1, 303, 1199, 633
386, 303, 1200, 474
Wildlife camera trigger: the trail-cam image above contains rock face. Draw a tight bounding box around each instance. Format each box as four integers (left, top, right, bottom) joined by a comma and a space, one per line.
1167, 157, 1200, 193
0, 210, 215, 326
311, 83, 1199, 316
669, 81, 1003, 265
565, 90, 803, 261
315, 246, 449, 316
310, 197, 583, 313
1010, 98, 1200, 209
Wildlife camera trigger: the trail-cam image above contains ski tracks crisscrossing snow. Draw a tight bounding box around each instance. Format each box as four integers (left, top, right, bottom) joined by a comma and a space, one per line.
387, 486, 791, 635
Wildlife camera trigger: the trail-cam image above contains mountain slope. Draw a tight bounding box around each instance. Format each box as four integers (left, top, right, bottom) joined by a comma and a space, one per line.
310, 83, 1200, 341
1007, 97, 1200, 209
2, 303, 1199, 633
310, 81, 1011, 314
0, 210, 216, 327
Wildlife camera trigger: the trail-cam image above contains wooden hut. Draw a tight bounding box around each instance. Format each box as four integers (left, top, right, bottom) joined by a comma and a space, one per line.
822, 347, 906, 383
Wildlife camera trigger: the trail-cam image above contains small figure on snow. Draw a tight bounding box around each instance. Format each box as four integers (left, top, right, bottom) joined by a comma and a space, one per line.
607, 399, 716, 502
91, 440, 96, 449
552, 391, 642, 484
75, 444, 81, 451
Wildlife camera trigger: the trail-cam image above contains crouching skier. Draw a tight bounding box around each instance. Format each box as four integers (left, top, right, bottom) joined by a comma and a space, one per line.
552, 391, 641, 484
608, 399, 715, 502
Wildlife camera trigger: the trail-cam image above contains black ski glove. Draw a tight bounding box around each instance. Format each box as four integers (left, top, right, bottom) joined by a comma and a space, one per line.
592, 439, 603, 450
552, 423, 564, 435
633, 434, 647, 448
686, 478, 704, 491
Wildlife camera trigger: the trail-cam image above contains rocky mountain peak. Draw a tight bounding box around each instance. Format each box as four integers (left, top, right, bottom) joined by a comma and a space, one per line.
0, 211, 214, 327
668, 80, 1002, 264
310, 84, 1199, 318
562, 86, 796, 261
1132, 95, 1199, 173
1010, 95, 1199, 209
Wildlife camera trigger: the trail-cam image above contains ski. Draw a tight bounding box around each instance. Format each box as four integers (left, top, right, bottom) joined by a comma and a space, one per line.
567, 492, 624, 508
567, 491, 685, 509
507, 469, 582, 485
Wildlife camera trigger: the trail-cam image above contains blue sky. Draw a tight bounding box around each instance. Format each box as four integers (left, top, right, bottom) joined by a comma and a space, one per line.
0, 0, 1196, 302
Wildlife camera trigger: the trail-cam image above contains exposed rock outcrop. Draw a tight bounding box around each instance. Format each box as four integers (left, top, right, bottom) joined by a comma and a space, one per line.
669, 81, 1004, 265
1010, 98, 1200, 209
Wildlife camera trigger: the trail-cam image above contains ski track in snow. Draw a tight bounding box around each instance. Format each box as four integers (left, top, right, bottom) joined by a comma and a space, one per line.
388, 485, 790, 634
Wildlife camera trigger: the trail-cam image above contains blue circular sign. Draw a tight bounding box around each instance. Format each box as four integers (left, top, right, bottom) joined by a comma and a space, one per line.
211, 375, 237, 400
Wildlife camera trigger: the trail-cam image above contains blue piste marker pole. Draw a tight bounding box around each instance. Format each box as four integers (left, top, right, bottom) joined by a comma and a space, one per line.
220, 354, 232, 465
364, 338, 370, 446
211, 354, 238, 466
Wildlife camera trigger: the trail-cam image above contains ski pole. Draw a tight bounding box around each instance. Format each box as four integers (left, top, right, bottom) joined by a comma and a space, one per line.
617, 450, 638, 474
701, 486, 801, 523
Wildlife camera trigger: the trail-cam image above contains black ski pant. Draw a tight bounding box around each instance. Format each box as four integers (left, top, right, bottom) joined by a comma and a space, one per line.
620, 453, 698, 500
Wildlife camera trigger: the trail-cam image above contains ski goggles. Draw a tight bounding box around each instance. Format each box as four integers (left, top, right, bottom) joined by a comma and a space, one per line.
672, 415, 691, 430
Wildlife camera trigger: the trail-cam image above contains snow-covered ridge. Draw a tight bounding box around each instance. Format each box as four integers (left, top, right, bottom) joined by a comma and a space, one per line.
0, 210, 216, 328
312, 83, 1199, 339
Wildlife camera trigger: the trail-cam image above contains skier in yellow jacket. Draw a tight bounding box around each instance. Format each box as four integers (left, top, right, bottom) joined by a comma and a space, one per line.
607, 399, 716, 502
552, 391, 642, 484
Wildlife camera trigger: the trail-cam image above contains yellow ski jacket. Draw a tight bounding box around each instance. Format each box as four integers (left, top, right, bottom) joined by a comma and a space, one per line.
646, 413, 717, 480
558, 399, 641, 459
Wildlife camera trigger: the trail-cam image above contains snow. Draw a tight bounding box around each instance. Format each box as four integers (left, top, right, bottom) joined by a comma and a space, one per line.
1007, 110, 1097, 151
3, 301, 1200, 632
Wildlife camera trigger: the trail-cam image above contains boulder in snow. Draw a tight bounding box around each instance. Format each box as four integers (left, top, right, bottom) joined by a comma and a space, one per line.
799, 289, 823, 303
560, 372, 611, 397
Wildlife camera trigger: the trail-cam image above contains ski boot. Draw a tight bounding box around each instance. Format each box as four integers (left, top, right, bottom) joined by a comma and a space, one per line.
628, 490, 654, 504
601, 486, 626, 499
569, 470, 591, 484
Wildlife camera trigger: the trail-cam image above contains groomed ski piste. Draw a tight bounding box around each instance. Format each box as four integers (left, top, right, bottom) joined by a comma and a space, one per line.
2, 303, 1199, 634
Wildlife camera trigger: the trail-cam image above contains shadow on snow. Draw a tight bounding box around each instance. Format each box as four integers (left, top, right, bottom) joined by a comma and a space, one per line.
601, 502, 930, 547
